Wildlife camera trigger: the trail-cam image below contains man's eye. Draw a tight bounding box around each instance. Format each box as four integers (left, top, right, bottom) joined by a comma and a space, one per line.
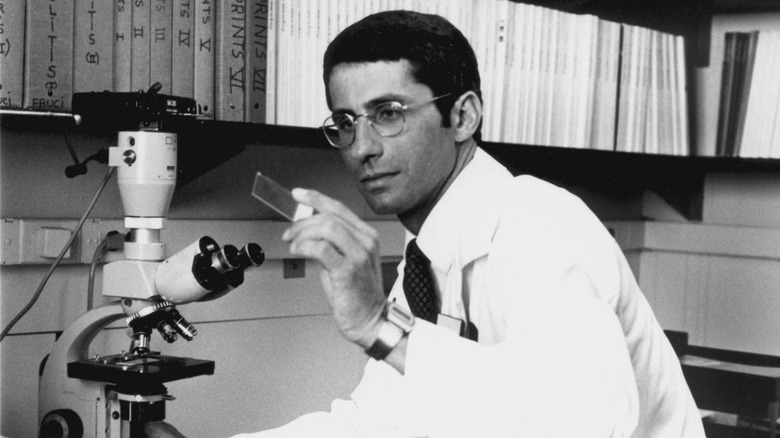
375, 106, 403, 122
334, 116, 355, 130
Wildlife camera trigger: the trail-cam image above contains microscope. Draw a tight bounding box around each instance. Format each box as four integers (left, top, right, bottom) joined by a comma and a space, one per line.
38, 127, 264, 437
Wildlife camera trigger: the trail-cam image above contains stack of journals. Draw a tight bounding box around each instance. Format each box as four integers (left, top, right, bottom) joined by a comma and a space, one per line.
0, 0, 688, 154
715, 31, 780, 158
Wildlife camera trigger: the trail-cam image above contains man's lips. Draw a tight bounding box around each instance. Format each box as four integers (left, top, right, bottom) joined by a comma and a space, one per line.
360, 172, 398, 186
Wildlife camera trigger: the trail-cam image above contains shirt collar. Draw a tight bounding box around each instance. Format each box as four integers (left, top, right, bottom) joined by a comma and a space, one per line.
409, 147, 513, 273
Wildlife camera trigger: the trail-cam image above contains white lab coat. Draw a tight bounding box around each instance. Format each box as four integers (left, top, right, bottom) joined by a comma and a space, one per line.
233, 148, 703, 438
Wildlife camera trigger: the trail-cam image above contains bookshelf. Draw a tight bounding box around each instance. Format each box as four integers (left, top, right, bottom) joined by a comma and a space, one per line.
3, 0, 780, 220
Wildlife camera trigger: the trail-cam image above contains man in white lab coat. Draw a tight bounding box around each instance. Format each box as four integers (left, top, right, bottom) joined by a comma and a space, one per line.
149, 10, 704, 438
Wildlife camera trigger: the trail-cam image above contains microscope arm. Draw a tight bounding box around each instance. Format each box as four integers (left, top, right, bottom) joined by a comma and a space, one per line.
38, 302, 126, 436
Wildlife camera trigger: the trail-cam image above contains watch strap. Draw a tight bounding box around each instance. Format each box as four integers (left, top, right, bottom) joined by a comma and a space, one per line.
365, 301, 415, 360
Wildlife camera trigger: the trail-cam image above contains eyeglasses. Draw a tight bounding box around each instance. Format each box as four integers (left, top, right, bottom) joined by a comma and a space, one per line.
321, 94, 453, 148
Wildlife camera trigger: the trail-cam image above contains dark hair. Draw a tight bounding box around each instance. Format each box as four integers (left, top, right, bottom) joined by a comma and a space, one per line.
323, 10, 483, 142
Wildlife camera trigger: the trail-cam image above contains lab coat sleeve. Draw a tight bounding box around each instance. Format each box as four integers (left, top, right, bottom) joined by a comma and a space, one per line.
228, 292, 638, 438
228, 411, 363, 438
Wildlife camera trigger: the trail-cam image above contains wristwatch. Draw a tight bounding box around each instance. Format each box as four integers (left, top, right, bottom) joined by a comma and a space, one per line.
365, 301, 415, 360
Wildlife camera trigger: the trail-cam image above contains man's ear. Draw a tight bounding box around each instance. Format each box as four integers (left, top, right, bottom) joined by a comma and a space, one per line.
450, 91, 482, 143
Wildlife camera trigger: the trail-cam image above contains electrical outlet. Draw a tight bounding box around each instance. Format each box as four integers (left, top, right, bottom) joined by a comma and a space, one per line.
283, 258, 305, 279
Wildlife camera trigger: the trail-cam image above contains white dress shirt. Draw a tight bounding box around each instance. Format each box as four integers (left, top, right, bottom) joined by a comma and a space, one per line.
233, 148, 703, 438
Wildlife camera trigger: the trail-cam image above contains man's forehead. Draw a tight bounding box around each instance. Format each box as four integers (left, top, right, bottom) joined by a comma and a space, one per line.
327, 60, 426, 111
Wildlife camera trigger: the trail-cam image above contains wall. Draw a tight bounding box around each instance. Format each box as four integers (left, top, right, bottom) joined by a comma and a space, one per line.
610, 220, 780, 354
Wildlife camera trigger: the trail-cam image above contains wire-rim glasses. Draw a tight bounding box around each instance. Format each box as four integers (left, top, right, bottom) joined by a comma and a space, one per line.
321, 93, 453, 148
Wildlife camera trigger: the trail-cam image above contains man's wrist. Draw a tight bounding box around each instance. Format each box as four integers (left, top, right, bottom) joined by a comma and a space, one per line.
365, 301, 415, 360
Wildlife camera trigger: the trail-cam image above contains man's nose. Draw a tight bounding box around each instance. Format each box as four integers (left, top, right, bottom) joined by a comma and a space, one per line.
349, 119, 382, 161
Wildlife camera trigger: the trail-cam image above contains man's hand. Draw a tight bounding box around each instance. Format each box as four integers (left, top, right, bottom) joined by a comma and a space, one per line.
282, 188, 386, 349
144, 421, 187, 438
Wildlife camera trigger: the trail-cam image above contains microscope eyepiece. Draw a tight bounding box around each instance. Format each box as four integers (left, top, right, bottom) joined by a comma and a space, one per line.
238, 243, 265, 269
211, 244, 241, 273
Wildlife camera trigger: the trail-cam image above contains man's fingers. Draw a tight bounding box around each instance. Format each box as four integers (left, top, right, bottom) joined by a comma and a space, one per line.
289, 238, 346, 270
285, 215, 376, 264
292, 188, 376, 237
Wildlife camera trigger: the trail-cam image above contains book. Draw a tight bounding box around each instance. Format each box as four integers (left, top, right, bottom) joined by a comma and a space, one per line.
553, 11, 575, 147
150, 0, 173, 94
673, 34, 689, 156
579, 15, 599, 149
194, 0, 215, 118
644, 30, 660, 154
311, 0, 329, 126
265, 0, 277, 123
590, 19, 620, 151
741, 31, 780, 158
634, 28, 651, 154
0, 0, 26, 108
172, 0, 196, 98
617, 24, 646, 153
658, 32, 673, 154
23, 0, 74, 111
500, 1, 522, 144
131, 0, 151, 92
246, 0, 269, 123
722, 33, 754, 156
469, 0, 490, 138
74, 0, 114, 93
535, 8, 557, 146
215, 0, 247, 121
511, 4, 530, 143
715, 32, 736, 155
275, 0, 292, 125
521, 4, 543, 144
770, 47, 780, 158
731, 31, 759, 156
487, 0, 508, 142
113, 0, 132, 92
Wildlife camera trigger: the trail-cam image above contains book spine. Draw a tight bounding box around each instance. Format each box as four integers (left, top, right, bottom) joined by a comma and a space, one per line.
674, 35, 689, 156
215, 0, 247, 121
489, 0, 508, 142
275, 0, 289, 124
0, 0, 26, 108
113, 0, 132, 91
265, 0, 276, 123
194, 0, 215, 118
131, 0, 151, 92
715, 32, 735, 156
245, 0, 268, 123
644, 30, 660, 154
150, 0, 173, 94
172, 0, 195, 98
74, 0, 114, 93
311, 0, 328, 125
23, 0, 74, 111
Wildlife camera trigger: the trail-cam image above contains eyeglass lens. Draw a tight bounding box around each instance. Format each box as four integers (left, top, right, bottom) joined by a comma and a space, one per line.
322, 102, 405, 148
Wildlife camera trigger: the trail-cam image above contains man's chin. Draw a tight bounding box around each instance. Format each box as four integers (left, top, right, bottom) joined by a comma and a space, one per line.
362, 193, 402, 216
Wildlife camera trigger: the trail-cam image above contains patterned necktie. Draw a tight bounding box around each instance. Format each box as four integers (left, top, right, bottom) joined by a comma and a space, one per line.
403, 239, 439, 323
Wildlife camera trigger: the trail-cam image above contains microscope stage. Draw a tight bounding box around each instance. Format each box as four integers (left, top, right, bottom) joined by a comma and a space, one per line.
68, 354, 215, 388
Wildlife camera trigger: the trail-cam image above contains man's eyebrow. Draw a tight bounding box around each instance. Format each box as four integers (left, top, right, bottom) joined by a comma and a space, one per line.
331, 94, 408, 115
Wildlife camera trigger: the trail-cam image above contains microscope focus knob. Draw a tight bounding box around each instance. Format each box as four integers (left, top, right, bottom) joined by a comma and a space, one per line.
122, 149, 136, 165
39, 409, 83, 438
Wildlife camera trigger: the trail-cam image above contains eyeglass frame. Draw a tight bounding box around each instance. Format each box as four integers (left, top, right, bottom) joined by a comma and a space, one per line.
320, 93, 454, 148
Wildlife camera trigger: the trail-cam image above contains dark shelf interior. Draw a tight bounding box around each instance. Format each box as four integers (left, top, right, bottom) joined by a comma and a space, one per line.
5, 112, 780, 221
